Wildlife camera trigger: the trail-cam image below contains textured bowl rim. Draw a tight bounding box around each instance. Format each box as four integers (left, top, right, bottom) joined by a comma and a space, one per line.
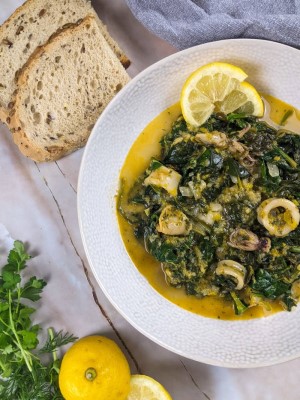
78, 38, 300, 368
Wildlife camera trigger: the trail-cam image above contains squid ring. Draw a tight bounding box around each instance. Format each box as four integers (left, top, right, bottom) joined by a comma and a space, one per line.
257, 198, 300, 237
215, 260, 247, 290
157, 205, 191, 236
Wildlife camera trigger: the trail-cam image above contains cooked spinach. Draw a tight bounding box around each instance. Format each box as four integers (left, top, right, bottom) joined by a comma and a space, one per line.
119, 112, 300, 316
251, 269, 295, 310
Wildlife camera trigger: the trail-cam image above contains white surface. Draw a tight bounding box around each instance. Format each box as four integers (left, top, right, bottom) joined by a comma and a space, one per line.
78, 38, 300, 368
1, 0, 300, 398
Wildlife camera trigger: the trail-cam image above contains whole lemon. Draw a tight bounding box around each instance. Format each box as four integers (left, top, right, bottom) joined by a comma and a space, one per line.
59, 335, 131, 400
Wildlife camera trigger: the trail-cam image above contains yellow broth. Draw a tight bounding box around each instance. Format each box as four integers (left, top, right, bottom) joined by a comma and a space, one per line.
117, 96, 300, 320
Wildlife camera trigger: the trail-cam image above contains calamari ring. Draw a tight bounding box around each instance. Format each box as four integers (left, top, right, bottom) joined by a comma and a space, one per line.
215, 260, 246, 290
157, 205, 191, 236
257, 198, 300, 237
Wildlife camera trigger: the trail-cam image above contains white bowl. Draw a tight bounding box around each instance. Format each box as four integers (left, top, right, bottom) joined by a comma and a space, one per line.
78, 39, 300, 367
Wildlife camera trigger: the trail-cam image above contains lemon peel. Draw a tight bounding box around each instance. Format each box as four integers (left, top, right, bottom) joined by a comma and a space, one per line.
59, 335, 130, 400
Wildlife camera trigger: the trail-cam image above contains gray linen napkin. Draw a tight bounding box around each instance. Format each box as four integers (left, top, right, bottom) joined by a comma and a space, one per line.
126, 0, 300, 49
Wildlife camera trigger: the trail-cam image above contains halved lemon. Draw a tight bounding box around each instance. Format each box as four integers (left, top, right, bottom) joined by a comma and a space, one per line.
181, 62, 264, 127
127, 375, 172, 400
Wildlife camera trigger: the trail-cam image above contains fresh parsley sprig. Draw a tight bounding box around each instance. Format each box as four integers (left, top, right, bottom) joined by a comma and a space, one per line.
0, 241, 77, 400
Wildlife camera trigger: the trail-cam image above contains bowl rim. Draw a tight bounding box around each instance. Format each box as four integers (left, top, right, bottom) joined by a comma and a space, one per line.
78, 38, 300, 368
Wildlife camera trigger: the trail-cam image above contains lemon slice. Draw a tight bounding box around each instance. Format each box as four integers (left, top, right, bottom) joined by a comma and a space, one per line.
181, 62, 264, 127
127, 375, 172, 400
234, 81, 265, 116
219, 81, 264, 115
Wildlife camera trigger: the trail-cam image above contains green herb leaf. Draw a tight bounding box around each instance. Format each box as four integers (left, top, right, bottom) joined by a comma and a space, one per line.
18, 330, 39, 350
21, 277, 47, 301
0, 241, 75, 399
39, 330, 77, 354
7, 240, 31, 270
2, 270, 21, 289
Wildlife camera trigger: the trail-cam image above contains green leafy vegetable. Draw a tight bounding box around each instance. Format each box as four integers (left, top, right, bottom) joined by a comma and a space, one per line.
119, 112, 300, 316
225, 158, 250, 188
251, 269, 295, 310
230, 292, 248, 315
275, 147, 297, 168
290, 246, 300, 254
0, 241, 77, 399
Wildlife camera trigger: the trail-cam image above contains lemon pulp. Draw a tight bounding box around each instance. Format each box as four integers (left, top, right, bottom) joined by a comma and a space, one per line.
127, 375, 172, 400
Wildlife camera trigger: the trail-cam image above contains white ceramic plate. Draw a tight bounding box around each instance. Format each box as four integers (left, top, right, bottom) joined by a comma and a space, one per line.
78, 39, 300, 368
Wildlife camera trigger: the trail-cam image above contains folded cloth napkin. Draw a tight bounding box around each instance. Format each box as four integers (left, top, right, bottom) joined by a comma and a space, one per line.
126, 0, 300, 49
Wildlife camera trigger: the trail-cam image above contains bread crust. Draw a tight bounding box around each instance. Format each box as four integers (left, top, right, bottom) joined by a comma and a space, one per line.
0, 107, 8, 123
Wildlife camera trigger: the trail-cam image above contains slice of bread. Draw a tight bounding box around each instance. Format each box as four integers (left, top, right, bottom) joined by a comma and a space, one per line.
97, 19, 130, 70
10, 16, 130, 162
0, 0, 130, 122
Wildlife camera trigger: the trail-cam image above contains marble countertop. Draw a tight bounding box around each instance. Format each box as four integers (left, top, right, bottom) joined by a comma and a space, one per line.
1, 1, 300, 399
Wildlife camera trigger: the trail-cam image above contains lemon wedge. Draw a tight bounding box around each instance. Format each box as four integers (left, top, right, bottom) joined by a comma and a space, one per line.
181, 62, 264, 126
127, 375, 172, 400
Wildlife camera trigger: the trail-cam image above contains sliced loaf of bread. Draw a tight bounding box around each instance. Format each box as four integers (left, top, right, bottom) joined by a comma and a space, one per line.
10, 16, 130, 162
0, 0, 130, 122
